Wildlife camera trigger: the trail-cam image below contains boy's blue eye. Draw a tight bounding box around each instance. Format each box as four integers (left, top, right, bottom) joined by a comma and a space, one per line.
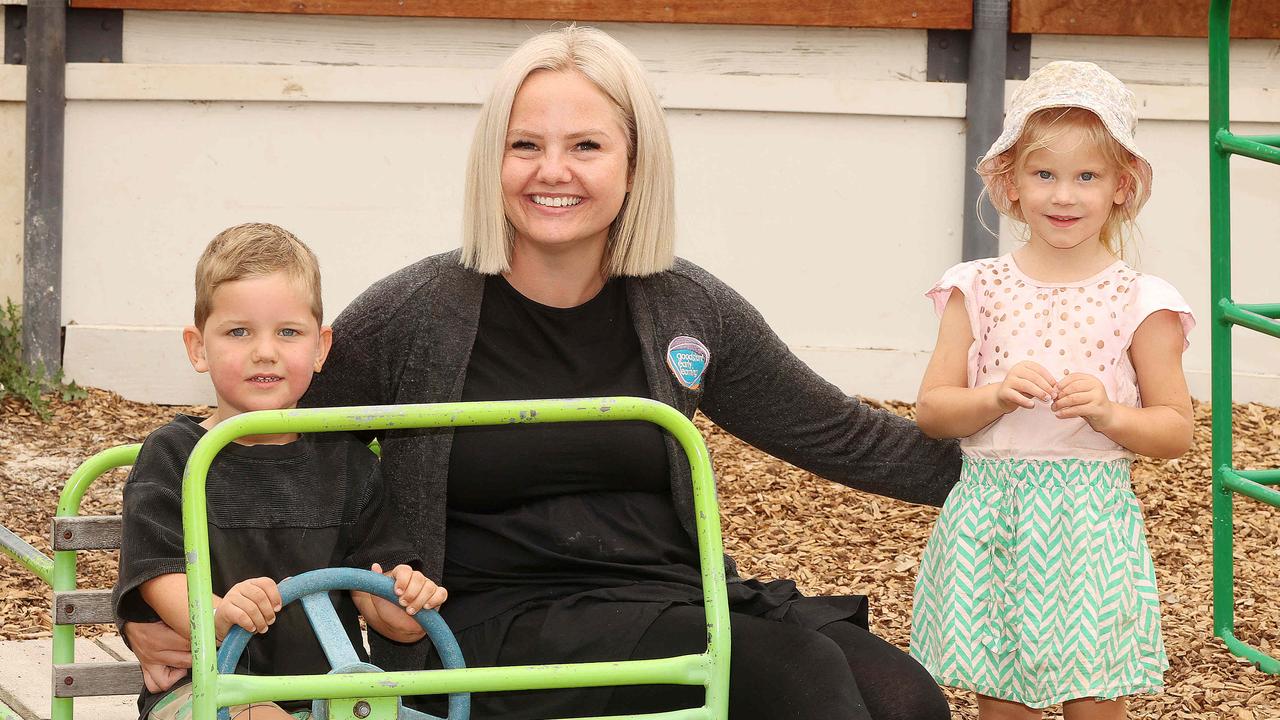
279, 328, 300, 337
229, 328, 248, 337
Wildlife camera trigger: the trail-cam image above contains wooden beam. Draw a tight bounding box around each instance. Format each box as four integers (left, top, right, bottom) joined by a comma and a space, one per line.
54, 590, 117, 625
67, 1, 972, 30
51, 515, 122, 551
53, 662, 142, 698
1012, 0, 1280, 40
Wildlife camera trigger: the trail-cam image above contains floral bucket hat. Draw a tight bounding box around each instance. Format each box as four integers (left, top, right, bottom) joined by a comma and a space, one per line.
979, 60, 1153, 218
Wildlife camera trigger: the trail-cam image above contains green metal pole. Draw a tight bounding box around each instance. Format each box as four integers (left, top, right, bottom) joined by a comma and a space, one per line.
0, 525, 53, 584
0, 700, 23, 720
1215, 129, 1280, 164
1207, 0, 1235, 655
49, 444, 140, 720
184, 399, 730, 720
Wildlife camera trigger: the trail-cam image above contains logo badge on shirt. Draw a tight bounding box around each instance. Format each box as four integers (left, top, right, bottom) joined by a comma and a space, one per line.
666, 336, 710, 390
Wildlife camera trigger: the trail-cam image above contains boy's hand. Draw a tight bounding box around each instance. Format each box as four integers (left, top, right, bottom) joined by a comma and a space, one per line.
1052, 372, 1114, 430
215, 577, 282, 642
353, 563, 446, 643
995, 360, 1058, 413
141, 662, 189, 693
374, 563, 447, 615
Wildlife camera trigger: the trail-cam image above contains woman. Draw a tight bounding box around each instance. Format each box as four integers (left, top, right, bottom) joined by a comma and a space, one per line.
128, 26, 960, 719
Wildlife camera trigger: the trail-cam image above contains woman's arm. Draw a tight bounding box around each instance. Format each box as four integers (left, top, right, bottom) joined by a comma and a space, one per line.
122, 620, 191, 692
1052, 309, 1193, 458
697, 275, 961, 507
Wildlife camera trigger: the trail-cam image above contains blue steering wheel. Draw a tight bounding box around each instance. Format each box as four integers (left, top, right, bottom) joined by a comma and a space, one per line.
215, 568, 470, 720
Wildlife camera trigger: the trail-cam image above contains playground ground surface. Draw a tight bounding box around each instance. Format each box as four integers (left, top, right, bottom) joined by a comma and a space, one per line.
0, 389, 1278, 719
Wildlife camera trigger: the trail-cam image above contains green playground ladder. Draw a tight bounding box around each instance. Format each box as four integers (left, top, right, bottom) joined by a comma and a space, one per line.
1209, 0, 1280, 675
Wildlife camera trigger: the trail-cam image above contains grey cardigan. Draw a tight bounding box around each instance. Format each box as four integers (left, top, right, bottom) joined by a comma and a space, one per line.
303, 250, 961, 669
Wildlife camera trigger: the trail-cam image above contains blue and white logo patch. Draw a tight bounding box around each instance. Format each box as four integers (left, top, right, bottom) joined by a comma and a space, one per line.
666, 335, 710, 390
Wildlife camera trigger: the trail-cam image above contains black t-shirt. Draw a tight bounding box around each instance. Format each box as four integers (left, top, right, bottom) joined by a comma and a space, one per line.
428, 275, 866, 719
114, 415, 420, 718
444, 275, 697, 629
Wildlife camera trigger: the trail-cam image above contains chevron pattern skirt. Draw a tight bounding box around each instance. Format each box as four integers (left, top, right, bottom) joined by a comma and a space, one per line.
909, 457, 1167, 708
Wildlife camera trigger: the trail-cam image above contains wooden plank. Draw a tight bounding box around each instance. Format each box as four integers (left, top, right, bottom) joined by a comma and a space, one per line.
69, 0, 972, 29
52, 662, 142, 698
50, 516, 121, 551
1012, 0, 1280, 40
54, 590, 116, 626
120, 13, 929, 83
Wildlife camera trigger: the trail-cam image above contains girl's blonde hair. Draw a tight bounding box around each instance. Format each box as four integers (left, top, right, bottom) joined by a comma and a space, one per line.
978, 107, 1146, 259
461, 25, 676, 277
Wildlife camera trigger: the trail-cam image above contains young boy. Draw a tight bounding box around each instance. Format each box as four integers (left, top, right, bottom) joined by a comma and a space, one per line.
113, 223, 445, 720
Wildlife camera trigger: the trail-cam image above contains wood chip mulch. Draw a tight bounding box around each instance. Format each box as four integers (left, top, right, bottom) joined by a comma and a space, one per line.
2, 388, 1279, 718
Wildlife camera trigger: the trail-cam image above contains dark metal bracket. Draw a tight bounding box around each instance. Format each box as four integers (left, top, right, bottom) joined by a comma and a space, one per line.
6, 7, 123, 64
926, 29, 1030, 83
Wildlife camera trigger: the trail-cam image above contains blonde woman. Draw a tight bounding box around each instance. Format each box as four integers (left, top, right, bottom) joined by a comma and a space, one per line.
126, 26, 960, 720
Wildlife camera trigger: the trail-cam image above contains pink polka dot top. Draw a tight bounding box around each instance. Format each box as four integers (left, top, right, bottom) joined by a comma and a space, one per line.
928, 254, 1194, 461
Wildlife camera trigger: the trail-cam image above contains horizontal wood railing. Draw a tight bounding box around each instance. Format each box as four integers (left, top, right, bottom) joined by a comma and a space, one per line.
66, 0, 973, 29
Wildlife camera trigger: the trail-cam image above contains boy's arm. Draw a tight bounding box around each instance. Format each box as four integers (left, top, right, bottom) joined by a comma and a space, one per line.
138, 573, 282, 643
138, 573, 194, 639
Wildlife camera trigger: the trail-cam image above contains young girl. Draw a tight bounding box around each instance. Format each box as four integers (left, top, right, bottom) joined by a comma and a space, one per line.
909, 61, 1194, 720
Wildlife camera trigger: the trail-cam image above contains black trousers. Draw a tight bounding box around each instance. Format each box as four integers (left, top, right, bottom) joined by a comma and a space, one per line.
604, 606, 951, 720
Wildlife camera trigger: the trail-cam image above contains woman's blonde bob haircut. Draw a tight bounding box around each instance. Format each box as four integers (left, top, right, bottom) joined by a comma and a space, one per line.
461, 25, 676, 277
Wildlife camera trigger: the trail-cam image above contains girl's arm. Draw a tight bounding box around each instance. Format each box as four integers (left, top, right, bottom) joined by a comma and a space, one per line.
916, 290, 1056, 438
1053, 310, 1193, 459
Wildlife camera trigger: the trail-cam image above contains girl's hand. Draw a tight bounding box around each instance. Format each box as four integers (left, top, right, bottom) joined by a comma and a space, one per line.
995, 361, 1058, 413
1052, 372, 1114, 430
215, 577, 282, 642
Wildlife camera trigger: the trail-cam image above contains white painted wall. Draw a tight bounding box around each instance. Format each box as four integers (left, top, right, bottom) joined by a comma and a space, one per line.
0, 11, 1274, 405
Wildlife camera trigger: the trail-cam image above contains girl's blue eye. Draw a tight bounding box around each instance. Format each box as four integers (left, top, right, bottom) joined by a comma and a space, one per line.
1080, 172, 1095, 181
1037, 170, 1053, 180
511, 140, 536, 150
575, 140, 601, 151
229, 328, 248, 337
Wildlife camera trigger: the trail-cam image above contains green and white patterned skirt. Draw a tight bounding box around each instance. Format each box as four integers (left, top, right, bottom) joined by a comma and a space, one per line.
909, 457, 1167, 708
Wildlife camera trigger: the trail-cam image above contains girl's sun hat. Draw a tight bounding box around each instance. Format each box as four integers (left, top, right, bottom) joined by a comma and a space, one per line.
979, 60, 1153, 217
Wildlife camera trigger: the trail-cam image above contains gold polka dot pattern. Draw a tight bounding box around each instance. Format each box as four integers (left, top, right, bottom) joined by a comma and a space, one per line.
926, 254, 1195, 461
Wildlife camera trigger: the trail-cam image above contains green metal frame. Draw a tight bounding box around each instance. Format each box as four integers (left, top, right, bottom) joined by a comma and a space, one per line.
1209, 0, 1280, 675
54, 444, 142, 720
181, 398, 730, 720
0, 443, 140, 720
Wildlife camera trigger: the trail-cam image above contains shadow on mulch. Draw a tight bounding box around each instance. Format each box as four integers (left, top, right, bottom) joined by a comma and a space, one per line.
1, 389, 1278, 718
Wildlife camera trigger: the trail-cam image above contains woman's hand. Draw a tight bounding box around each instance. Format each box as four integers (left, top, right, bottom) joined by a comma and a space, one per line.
123, 620, 191, 692
1052, 372, 1114, 430
352, 563, 447, 643
995, 360, 1058, 413
214, 577, 282, 642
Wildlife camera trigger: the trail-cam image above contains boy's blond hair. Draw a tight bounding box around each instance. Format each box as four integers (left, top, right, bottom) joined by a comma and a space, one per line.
193, 223, 323, 329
